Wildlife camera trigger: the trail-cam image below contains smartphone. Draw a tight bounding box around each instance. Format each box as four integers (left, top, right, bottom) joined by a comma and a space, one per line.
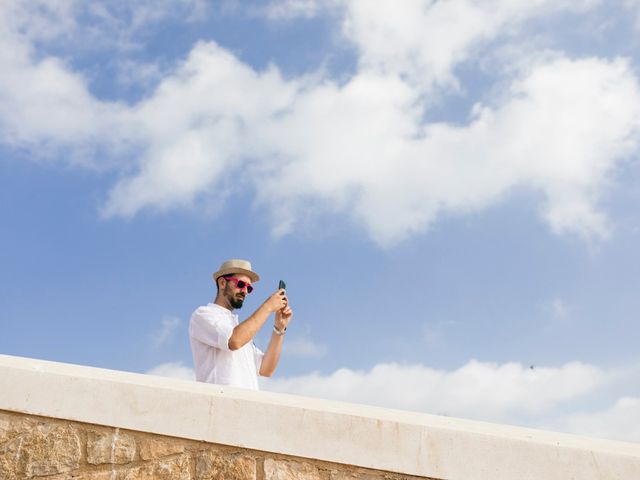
278, 279, 286, 290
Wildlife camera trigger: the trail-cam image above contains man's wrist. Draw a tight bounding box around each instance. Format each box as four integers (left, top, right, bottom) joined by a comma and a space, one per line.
263, 301, 277, 314
273, 325, 286, 336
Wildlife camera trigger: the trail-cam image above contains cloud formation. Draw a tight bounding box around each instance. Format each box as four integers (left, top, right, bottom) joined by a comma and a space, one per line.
339, 0, 599, 89
1, 1, 639, 245
284, 336, 327, 358
558, 396, 640, 441
149, 316, 182, 348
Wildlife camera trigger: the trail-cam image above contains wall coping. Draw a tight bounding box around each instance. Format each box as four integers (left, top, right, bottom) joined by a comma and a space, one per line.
1, 353, 639, 479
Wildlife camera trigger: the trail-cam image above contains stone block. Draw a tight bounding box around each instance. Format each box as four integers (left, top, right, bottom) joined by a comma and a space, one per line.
48, 470, 117, 480
120, 453, 191, 480
0, 438, 22, 480
87, 430, 136, 465
330, 471, 423, 480
138, 437, 185, 460
264, 458, 322, 480
196, 451, 256, 480
0, 423, 81, 478
0, 411, 38, 446
330, 471, 385, 480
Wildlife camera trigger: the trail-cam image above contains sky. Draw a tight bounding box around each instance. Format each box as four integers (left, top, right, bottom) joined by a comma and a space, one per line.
1, 0, 640, 444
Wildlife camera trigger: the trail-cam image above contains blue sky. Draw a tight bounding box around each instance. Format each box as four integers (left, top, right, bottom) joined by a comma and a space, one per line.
1, 0, 640, 442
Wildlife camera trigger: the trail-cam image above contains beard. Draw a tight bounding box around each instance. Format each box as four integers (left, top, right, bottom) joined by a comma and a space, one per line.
225, 284, 245, 309
229, 296, 244, 309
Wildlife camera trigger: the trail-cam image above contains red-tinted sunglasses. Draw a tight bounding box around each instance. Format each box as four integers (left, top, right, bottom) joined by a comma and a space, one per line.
224, 276, 254, 293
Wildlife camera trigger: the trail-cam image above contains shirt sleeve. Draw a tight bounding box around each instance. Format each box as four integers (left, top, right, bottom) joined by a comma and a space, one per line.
253, 343, 265, 374
189, 307, 234, 351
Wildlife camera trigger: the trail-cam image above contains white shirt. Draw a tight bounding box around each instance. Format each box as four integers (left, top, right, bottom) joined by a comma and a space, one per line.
189, 303, 264, 390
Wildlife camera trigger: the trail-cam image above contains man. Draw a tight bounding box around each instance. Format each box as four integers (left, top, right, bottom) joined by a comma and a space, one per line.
189, 259, 292, 390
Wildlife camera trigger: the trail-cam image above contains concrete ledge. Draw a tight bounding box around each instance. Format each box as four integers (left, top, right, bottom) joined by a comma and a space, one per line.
1, 353, 639, 479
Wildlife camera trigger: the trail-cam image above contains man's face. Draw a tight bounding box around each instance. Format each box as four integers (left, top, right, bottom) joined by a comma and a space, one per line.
222, 273, 252, 309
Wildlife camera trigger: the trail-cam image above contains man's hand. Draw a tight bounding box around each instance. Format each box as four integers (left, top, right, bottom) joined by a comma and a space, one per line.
275, 305, 293, 331
264, 289, 288, 313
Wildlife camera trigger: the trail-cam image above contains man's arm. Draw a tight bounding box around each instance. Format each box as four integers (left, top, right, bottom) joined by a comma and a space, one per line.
259, 305, 293, 377
228, 290, 287, 351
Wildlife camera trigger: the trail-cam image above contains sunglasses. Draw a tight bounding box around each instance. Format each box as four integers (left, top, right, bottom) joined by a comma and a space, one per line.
224, 276, 254, 293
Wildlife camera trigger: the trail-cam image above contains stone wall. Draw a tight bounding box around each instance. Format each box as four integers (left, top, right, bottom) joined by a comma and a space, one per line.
0, 410, 429, 480
3, 354, 640, 480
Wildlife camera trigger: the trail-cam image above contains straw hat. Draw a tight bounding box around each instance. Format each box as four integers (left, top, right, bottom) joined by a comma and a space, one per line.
213, 259, 260, 283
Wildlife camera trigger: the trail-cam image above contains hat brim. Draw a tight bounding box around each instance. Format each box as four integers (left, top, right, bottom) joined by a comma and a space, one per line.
213, 268, 260, 283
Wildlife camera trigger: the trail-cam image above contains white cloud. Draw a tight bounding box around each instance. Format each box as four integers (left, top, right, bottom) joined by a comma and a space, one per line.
150, 316, 182, 348
256, 55, 640, 244
0, 1, 129, 160
623, 0, 640, 31
0, 56, 126, 154
0, 0, 212, 158
265, 0, 600, 88
551, 298, 570, 318
1, 1, 639, 246
1, 1, 209, 49
262, 0, 328, 20
146, 361, 195, 381
106, 15, 640, 244
0, 1, 77, 45
341, 0, 600, 88
285, 337, 327, 358
558, 397, 640, 442
101, 41, 300, 217
422, 320, 458, 347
